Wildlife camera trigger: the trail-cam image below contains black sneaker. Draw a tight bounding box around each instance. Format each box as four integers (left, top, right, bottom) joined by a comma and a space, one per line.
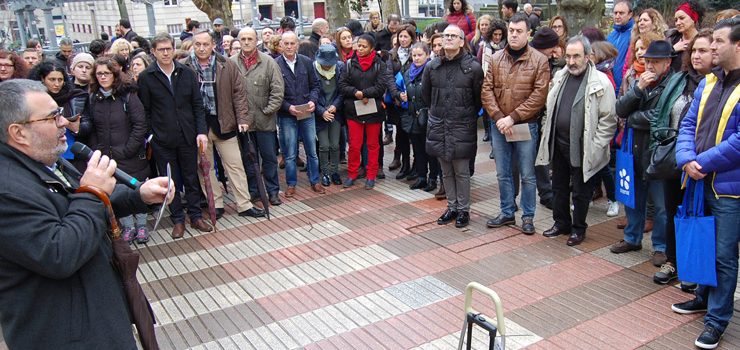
486, 214, 515, 228
695, 325, 722, 349
672, 298, 707, 314
681, 282, 698, 293
653, 262, 678, 284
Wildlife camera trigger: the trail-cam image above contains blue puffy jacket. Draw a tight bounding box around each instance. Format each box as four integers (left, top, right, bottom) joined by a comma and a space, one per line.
676, 74, 740, 198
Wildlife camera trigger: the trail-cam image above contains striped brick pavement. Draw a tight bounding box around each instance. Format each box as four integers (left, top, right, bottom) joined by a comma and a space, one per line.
2, 135, 739, 350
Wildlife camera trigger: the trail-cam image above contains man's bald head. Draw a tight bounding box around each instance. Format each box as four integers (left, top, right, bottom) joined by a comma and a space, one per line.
238, 27, 258, 54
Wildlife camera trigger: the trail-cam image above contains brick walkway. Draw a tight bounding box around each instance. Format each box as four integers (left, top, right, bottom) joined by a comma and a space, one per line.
2, 136, 739, 350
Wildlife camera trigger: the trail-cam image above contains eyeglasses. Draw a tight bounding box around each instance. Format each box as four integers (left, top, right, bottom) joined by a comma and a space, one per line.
155, 47, 174, 53
96, 71, 113, 78
16, 107, 75, 126
0, 63, 14, 69
442, 33, 462, 40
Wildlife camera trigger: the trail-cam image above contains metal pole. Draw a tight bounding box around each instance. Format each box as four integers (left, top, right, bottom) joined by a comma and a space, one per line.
15, 10, 28, 48
238, 0, 243, 26
251, 0, 259, 27
42, 8, 57, 48
145, 2, 156, 36
296, 0, 303, 37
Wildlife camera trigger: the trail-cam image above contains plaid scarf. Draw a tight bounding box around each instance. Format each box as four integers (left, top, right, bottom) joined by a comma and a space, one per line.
240, 49, 258, 71
191, 52, 217, 115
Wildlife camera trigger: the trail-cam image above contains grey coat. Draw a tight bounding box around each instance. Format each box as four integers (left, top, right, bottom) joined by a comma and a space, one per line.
231, 51, 285, 132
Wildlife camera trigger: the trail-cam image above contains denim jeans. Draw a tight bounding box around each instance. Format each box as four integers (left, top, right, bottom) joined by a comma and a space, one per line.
242, 131, 281, 198
491, 122, 539, 218
279, 115, 320, 186
623, 178, 667, 252
695, 186, 740, 334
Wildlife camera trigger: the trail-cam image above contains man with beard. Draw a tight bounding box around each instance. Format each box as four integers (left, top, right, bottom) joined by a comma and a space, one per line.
536, 36, 617, 246
0, 79, 173, 349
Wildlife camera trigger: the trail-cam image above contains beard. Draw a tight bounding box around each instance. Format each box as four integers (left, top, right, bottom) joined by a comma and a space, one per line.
30, 128, 68, 166
568, 64, 587, 76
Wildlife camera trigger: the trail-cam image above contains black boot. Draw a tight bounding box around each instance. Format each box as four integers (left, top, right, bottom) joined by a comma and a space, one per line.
483, 119, 491, 142
423, 179, 437, 192
395, 160, 411, 179
406, 169, 418, 181
409, 178, 427, 190
388, 152, 401, 170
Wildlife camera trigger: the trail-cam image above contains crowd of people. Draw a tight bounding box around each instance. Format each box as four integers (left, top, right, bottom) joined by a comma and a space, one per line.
0, 0, 738, 348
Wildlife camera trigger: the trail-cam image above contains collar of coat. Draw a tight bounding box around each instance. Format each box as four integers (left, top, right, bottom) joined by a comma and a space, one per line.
0, 142, 80, 191
551, 62, 607, 96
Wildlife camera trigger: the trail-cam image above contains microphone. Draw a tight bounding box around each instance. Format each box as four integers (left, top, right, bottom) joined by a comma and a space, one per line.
70, 142, 141, 189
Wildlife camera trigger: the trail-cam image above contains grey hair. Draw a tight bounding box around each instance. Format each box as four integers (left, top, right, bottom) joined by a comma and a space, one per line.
312, 18, 328, 32
238, 27, 257, 39
0, 79, 47, 143
151, 32, 174, 49
567, 35, 592, 56
59, 37, 73, 47
445, 24, 465, 40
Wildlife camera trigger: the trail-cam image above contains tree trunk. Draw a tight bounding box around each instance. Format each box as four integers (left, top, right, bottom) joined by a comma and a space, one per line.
326, 0, 351, 30
116, 0, 129, 21
382, 0, 401, 19
557, 0, 605, 34
191, 0, 234, 28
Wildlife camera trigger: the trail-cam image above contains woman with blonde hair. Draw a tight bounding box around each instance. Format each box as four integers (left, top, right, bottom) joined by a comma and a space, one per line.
364, 11, 385, 33
470, 14, 492, 57
622, 8, 669, 77
548, 16, 568, 43
110, 38, 133, 58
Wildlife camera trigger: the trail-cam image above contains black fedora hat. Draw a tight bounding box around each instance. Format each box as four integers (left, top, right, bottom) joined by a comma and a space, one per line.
641, 40, 677, 59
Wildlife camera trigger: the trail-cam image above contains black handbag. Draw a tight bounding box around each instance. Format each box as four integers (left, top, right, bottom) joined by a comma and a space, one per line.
646, 127, 681, 180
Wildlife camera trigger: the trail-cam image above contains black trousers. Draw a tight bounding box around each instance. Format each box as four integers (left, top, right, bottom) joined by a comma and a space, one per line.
395, 127, 411, 164
551, 144, 595, 234
663, 177, 684, 266
152, 142, 203, 224
409, 133, 439, 180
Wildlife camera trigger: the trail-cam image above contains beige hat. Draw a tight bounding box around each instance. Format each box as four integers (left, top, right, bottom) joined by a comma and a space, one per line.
71, 52, 94, 69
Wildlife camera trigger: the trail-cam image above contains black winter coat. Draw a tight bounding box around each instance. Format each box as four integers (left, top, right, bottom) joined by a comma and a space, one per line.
616, 71, 673, 179
422, 52, 484, 161
401, 65, 429, 135
137, 61, 207, 148
0, 143, 149, 350
79, 86, 150, 181
338, 53, 397, 124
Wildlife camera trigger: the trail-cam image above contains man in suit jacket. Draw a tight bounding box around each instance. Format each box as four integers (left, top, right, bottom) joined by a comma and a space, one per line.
275, 31, 323, 197
137, 32, 213, 239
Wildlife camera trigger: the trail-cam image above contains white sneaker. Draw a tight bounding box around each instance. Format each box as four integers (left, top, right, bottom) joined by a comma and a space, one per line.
607, 200, 619, 217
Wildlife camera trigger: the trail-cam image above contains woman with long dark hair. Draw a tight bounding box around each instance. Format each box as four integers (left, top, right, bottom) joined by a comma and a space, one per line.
78, 57, 150, 243
28, 61, 87, 169
444, 0, 476, 41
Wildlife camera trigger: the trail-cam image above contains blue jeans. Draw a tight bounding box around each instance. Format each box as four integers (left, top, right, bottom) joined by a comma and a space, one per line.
490, 122, 538, 218
695, 186, 740, 333
278, 116, 320, 186
623, 178, 667, 252
242, 131, 281, 197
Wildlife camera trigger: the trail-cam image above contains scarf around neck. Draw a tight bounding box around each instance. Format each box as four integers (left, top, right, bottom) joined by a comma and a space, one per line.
314, 61, 336, 80
357, 50, 377, 72
240, 49, 258, 71
633, 60, 645, 78
408, 59, 428, 82
398, 47, 410, 66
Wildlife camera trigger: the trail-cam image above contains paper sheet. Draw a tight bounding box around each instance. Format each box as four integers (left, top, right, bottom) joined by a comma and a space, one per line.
354, 98, 378, 116
505, 124, 532, 142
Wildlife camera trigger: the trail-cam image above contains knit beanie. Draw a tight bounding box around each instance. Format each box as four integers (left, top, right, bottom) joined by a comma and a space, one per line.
530, 28, 560, 50
71, 53, 95, 69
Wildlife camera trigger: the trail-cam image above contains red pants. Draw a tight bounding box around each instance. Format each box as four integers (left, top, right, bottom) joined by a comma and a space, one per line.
347, 119, 382, 181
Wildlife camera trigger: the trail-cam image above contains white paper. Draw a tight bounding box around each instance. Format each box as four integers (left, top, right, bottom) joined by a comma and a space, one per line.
354, 98, 378, 116
505, 124, 532, 142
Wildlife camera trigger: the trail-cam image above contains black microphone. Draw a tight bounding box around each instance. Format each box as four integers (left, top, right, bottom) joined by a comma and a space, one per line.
70, 142, 141, 189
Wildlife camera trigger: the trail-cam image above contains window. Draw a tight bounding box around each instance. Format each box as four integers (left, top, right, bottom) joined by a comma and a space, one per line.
87, 24, 92, 34
163, 0, 178, 6
166, 24, 183, 34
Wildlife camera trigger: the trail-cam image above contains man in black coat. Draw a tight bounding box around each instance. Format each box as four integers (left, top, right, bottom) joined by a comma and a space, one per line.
0, 79, 172, 349
422, 25, 483, 228
374, 14, 402, 52
137, 32, 213, 239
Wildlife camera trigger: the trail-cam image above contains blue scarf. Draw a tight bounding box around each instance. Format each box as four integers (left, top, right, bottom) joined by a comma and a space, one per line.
409, 59, 428, 82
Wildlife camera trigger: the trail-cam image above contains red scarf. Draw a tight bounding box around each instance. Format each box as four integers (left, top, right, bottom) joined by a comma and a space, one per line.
240, 49, 258, 71
357, 50, 377, 72
340, 48, 354, 62
633, 60, 645, 78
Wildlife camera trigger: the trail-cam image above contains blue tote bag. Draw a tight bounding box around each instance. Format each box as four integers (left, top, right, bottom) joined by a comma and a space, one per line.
675, 179, 717, 287
615, 128, 636, 208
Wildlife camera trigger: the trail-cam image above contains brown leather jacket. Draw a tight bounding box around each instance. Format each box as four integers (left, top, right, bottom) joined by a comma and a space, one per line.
481, 45, 550, 123
180, 53, 251, 134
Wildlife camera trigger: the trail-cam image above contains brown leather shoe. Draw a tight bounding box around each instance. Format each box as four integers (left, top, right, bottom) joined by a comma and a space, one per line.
296, 157, 305, 168
610, 240, 642, 254
434, 185, 446, 200
171, 223, 185, 239
285, 186, 296, 198
388, 157, 401, 171
616, 216, 628, 229
311, 183, 326, 194
643, 219, 654, 233
191, 219, 213, 233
